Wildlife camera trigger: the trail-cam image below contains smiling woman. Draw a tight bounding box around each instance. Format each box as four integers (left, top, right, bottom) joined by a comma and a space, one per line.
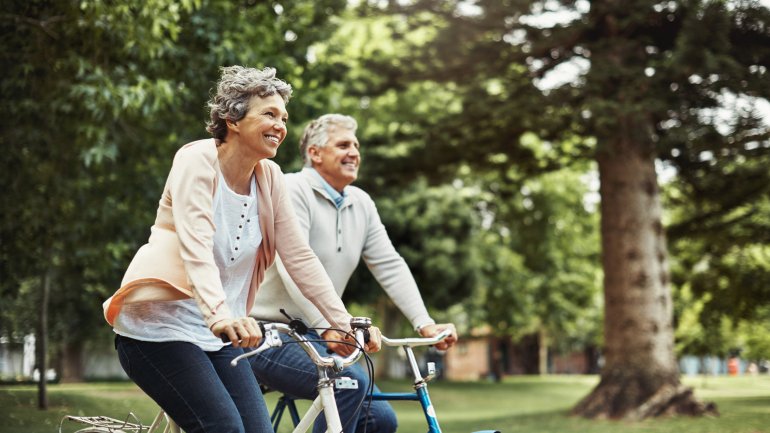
99, 66, 381, 433
218, 93, 290, 189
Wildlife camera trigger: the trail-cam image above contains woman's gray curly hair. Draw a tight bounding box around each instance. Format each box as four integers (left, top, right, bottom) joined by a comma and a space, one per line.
299, 114, 358, 167
206, 66, 293, 141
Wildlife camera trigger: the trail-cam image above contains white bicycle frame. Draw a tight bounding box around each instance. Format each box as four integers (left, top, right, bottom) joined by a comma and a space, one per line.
232, 319, 370, 433
60, 318, 370, 433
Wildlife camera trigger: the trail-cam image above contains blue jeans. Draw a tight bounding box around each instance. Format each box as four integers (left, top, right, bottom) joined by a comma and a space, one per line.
250, 330, 397, 433
115, 335, 273, 433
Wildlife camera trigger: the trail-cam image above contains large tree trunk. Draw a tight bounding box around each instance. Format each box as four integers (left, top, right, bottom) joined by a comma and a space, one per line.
572, 138, 715, 419
573, 0, 718, 419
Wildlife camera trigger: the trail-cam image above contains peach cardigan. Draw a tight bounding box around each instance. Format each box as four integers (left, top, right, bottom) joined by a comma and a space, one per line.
102, 139, 351, 331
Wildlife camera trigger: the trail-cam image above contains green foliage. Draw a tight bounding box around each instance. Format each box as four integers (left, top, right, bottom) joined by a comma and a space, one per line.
734, 307, 770, 362
479, 166, 602, 349
345, 179, 481, 310
302, 5, 606, 347
3, 0, 768, 386
0, 0, 349, 350
667, 160, 770, 358
346, 0, 770, 365
1, 0, 196, 340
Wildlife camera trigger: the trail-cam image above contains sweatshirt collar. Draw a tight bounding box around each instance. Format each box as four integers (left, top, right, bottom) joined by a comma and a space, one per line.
303, 167, 348, 209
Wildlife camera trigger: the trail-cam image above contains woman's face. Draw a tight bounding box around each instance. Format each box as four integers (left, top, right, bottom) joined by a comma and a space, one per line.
230, 93, 288, 160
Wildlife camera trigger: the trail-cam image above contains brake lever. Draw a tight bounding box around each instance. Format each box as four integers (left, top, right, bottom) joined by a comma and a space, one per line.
280, 309, 309, 335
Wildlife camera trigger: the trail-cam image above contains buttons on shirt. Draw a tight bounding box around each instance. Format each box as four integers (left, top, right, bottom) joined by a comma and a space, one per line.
214, 173, 260, 269
336, 208, 343, 253
227, 200, 252, 263
232, 201, 248, 260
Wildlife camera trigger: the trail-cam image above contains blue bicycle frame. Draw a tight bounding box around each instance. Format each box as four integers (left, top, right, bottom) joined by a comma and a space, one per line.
270, 386, 443, 433
371, 385, 442, 433
267, 330, 499, 433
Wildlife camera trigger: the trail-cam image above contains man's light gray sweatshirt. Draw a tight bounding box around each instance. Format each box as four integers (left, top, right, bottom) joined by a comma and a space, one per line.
250, 168, 435, 330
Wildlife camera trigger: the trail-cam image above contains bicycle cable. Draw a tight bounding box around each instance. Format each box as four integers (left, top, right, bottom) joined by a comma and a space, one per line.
311, 326, 376, 433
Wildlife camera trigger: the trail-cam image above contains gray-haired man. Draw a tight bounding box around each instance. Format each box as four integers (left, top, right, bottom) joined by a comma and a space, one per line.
250, 114, 457, 433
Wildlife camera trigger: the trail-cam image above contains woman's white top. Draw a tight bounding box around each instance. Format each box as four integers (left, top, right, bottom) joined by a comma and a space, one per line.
114, 173, 261, 351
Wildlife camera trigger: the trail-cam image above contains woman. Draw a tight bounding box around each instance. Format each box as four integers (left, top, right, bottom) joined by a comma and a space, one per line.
102, 66, 379, 433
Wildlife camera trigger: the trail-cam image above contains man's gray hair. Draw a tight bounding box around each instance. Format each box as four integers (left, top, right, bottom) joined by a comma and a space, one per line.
206, 66, 293, 141
299, 114, 358, 166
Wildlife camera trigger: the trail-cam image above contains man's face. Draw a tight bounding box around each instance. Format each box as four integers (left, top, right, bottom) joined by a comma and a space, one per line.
310, 125, 360, 192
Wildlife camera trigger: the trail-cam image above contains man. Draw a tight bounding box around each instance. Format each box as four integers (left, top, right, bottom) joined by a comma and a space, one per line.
250, 114, 457, 433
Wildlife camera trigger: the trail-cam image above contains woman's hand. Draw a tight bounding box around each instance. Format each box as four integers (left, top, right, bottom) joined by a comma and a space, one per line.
212, 317, 262, 348
418, 323, 458, 351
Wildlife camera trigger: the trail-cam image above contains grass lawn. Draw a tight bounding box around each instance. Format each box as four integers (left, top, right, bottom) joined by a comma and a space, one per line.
1, 375, 768, 433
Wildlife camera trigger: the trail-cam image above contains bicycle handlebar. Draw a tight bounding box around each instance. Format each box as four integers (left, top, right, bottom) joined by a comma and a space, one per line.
230, 318, 371, 370
381, 328, 452, 347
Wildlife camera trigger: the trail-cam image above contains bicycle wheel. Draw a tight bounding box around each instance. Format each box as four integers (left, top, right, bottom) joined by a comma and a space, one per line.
58, 414, 146, 433
71, 428, 124, 433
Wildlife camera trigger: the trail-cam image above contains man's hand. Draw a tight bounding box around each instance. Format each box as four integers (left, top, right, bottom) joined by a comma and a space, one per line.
364, 326, 382, 353
418, 323, 458, 351
212, 317, 262, 348
323, 329, 356, 357
323, 326, 382, 356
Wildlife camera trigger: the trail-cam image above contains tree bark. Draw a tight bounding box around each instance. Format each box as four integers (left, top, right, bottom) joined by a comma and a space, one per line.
490, 337, 504, 382
538, 328, 549, 375
59, 340, 85, 383
571, 0, 719, 419
36, 269, 50, 410
572, 138, 716, 419
515, 333, 539, 374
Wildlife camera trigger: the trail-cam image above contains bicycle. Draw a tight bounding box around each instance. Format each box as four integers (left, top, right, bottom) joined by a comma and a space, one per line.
59, 317, 372, 433
267, 330, 501, 433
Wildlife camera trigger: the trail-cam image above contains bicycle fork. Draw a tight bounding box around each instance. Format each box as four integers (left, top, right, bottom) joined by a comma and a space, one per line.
371, 344, 443, 433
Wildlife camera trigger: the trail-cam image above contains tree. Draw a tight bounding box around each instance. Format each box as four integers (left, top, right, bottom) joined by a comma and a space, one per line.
665, 123, 770, 359
1, 0, 202, 406
483, 166, 602, 374
343, 179, 483, 377
0, 0, 349, 396
312, 8, 604, 375
345, 0, 769, 418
